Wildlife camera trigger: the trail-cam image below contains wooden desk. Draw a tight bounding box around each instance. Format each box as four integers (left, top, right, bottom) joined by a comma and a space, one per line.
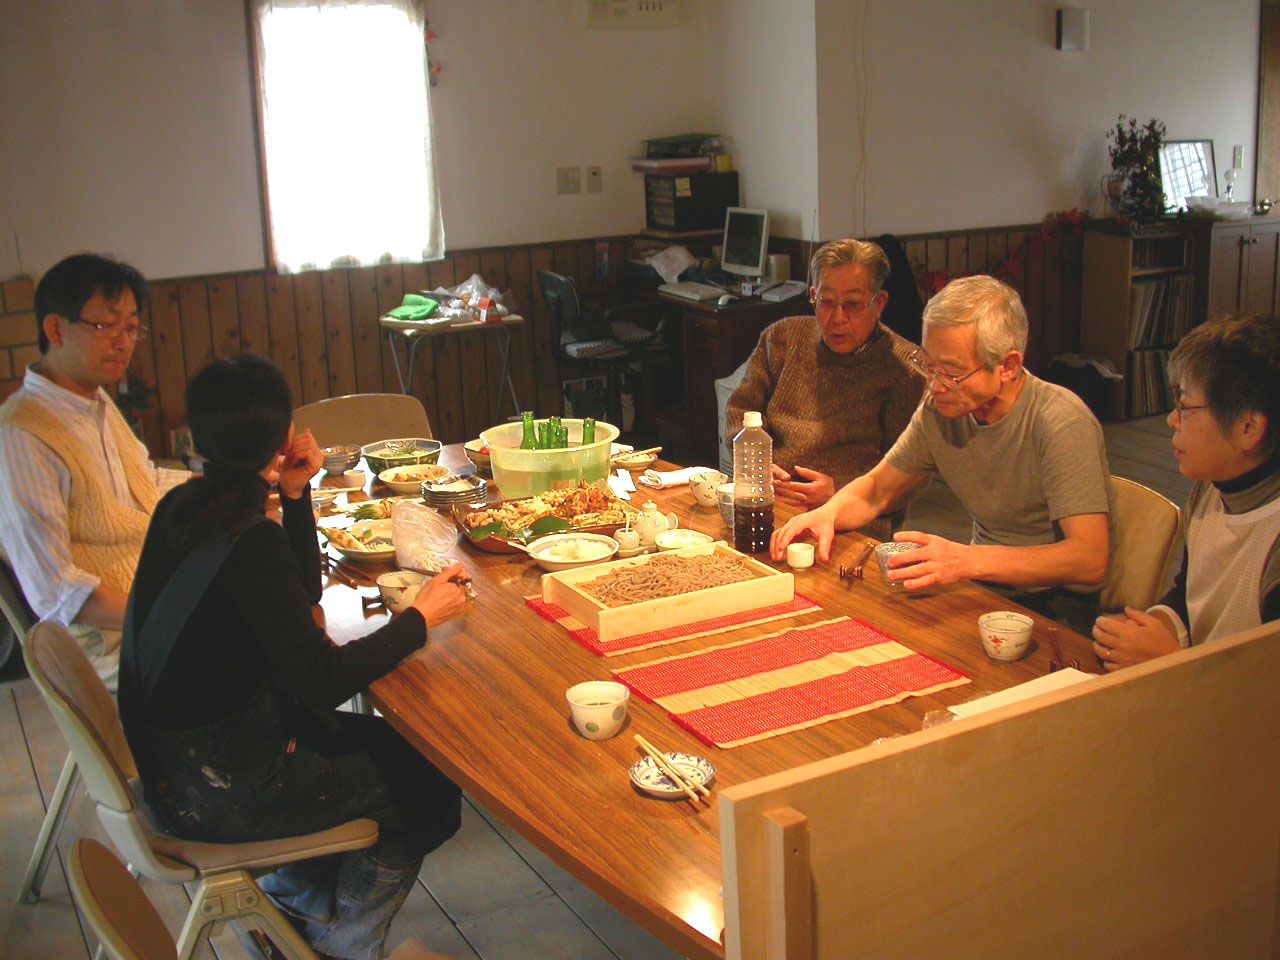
320, 447, 1096, 959
652, 293, 810, 459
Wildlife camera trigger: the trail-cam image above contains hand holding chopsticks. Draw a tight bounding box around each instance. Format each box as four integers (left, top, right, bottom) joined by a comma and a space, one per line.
634, 734, 710, 806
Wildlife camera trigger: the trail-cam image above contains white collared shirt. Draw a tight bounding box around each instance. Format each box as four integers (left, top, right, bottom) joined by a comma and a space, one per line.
0, 365, 153, 624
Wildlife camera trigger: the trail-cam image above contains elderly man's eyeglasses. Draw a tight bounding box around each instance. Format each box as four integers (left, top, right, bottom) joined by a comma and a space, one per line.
1171, 399, 1209, 418
70, 316, 149, 342
811, 296, 879, 317
906, 349, 985, 389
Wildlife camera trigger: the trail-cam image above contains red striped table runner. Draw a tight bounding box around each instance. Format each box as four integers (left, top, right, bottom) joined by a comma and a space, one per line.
614, 617, 969, 747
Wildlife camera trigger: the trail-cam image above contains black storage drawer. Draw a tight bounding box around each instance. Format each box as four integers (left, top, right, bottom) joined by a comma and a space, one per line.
644, 172, 739, 231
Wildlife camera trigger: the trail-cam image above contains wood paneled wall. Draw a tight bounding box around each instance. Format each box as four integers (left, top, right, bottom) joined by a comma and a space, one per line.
0, 223, 1082, 459
127, 238, 626, 457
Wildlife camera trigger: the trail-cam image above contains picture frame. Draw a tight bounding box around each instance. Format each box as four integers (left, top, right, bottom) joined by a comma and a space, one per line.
1159, 139, 1217, 211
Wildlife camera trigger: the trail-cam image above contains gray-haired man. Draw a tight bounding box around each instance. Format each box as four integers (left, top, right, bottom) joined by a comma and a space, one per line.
773, 274, 1113, 631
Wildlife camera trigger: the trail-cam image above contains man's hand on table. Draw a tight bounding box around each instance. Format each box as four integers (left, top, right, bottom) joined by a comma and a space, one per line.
771, 506, 839, 563
773, 464, 835, 509
1091, 607, 1180, 672
278, 428, 324, 500
412, 562, 471, 628
885, 531, 972, 591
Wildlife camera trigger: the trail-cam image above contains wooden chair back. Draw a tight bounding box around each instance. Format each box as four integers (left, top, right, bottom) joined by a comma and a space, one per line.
1101, 475, 1183, 612
293, 393, 433, 447
719, 619, 1280, 959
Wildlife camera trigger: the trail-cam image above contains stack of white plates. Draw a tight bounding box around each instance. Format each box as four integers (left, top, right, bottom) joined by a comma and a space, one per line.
422, 474, 488, 508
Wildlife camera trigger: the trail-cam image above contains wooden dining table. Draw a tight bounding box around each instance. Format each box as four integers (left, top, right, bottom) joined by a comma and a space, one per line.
318, 445, 1098, 960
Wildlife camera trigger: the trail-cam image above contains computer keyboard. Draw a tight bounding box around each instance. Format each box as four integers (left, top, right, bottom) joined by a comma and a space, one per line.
659, 281, 725, 302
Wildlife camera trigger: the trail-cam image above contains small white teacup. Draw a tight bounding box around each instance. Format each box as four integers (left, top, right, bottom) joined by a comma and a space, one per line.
566, 680, 630, 740
376, 570, 427, 614
978, 611, 1034, 662
689, 470, 729, 508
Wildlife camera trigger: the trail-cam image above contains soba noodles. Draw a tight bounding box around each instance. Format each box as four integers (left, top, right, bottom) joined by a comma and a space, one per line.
579, 553, 756, 607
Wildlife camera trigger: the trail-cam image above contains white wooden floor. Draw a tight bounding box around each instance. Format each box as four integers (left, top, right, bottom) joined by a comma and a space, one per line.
0, 415, 1186, 960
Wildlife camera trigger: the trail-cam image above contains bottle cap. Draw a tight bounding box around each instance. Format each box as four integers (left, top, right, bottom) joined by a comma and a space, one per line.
743, 411, 763, 428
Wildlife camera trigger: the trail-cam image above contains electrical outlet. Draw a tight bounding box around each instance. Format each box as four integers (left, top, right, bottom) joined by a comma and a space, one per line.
1233, 145, 1245, 169
556, 166, 581, 195
587, 166, 602, 194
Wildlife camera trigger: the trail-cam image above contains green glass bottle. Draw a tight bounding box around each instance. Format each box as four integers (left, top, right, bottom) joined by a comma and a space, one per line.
520, 411, 537, 450
537, 420, 550, 450
581, 417, 596, 446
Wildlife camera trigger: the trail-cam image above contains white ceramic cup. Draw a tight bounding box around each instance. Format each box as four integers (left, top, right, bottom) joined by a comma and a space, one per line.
614, 527, 640, 551
786, 542, 815, 569
566, 680, 630, 740
343, 469, 367, 489
978, 611, 1034, 661
875, 541, 922, 589
716, 482, 735, 528
689, 470, 729, 507
376, 570, 427, 614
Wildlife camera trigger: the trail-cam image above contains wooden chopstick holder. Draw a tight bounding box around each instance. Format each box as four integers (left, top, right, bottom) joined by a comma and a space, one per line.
634, 734, 709, 804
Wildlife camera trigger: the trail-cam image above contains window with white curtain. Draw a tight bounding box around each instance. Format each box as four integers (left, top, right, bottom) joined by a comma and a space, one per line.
251, 0, 444, 273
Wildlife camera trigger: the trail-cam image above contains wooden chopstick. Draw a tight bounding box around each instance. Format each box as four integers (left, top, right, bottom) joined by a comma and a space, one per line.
634, 734, 709, 804
852, 541, 876, 579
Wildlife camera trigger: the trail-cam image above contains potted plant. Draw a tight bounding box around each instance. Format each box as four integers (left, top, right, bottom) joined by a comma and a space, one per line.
1106, 115, 1167, 223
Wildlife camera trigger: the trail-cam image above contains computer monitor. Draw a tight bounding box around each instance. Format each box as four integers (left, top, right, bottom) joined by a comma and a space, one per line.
720, 207, 770, 279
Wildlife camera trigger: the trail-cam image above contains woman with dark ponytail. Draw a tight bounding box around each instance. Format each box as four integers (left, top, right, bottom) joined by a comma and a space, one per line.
120, 355, 467, 960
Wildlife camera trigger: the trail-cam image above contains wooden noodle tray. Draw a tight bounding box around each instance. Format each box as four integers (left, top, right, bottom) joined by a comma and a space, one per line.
540, 541, 793, 643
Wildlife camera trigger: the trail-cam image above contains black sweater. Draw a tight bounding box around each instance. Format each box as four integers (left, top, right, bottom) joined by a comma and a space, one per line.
129, 483, 425, 729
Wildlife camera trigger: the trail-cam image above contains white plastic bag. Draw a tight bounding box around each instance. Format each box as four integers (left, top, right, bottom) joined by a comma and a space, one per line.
391, 501, 459, 573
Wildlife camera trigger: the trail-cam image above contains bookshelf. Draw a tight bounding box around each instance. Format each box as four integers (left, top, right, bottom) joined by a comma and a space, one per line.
1081, 222, 1197, 420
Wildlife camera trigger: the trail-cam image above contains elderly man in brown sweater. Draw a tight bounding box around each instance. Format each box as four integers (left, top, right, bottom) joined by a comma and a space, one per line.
726, 238, 924, 536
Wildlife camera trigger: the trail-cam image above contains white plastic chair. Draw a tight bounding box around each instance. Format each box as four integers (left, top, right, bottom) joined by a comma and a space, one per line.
293, 393, 433, 447
24, 620, 380, 960
2, 558, 82, 906
1101, 476, 1184, 612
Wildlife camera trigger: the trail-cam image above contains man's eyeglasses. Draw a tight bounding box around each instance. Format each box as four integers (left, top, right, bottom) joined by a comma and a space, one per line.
811, 296, 879, 317
906, 349, 985, 389
70, 316, 149, 342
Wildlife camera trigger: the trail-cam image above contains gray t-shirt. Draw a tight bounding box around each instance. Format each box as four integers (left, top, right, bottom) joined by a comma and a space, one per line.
885, 374, 1112, 548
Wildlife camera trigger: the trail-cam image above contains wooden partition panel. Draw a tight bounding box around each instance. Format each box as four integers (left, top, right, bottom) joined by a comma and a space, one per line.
720, 621, 1280, 960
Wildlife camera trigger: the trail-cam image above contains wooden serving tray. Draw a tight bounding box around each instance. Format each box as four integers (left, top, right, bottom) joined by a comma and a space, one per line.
541, 541, 793, 643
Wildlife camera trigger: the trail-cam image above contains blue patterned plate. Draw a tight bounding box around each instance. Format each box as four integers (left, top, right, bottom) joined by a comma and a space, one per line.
628, 752, 716, 799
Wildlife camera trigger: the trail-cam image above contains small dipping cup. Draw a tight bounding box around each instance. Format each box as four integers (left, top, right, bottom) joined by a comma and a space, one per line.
875, 541, 922, 589
786, 542, 814, 569
566, 681, 630, 740
978, 611, 1034, 662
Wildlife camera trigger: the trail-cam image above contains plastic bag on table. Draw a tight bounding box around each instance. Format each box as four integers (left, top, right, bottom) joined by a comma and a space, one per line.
392, 501, 459, 574
426, 273, 510, 321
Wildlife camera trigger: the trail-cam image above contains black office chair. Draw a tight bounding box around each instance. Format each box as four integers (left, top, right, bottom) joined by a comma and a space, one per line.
536, 269, 675, 432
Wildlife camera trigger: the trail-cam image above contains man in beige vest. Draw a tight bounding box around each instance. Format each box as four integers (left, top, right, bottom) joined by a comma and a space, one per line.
0, 254, 158, 690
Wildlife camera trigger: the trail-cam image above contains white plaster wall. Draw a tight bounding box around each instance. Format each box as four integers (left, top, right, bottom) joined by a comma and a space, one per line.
0, 1, 264, 280
831, 0, 1260, 236
428, 0, 712, 249
703, 0, 820, 241
0, 0, 1264, 280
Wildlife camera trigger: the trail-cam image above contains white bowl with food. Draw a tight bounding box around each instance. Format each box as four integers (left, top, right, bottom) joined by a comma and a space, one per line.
323, 519, 396, 562
378, 463, 452, 494
654, 529, 714, 552
527, 533, 619, 572
464, 438, 492, 473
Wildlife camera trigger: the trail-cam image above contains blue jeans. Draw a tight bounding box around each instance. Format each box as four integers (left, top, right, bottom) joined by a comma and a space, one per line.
147, 693, 461, 960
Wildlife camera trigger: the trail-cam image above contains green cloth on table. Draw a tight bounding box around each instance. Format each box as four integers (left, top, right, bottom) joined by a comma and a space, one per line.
387, 294, 439, 321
